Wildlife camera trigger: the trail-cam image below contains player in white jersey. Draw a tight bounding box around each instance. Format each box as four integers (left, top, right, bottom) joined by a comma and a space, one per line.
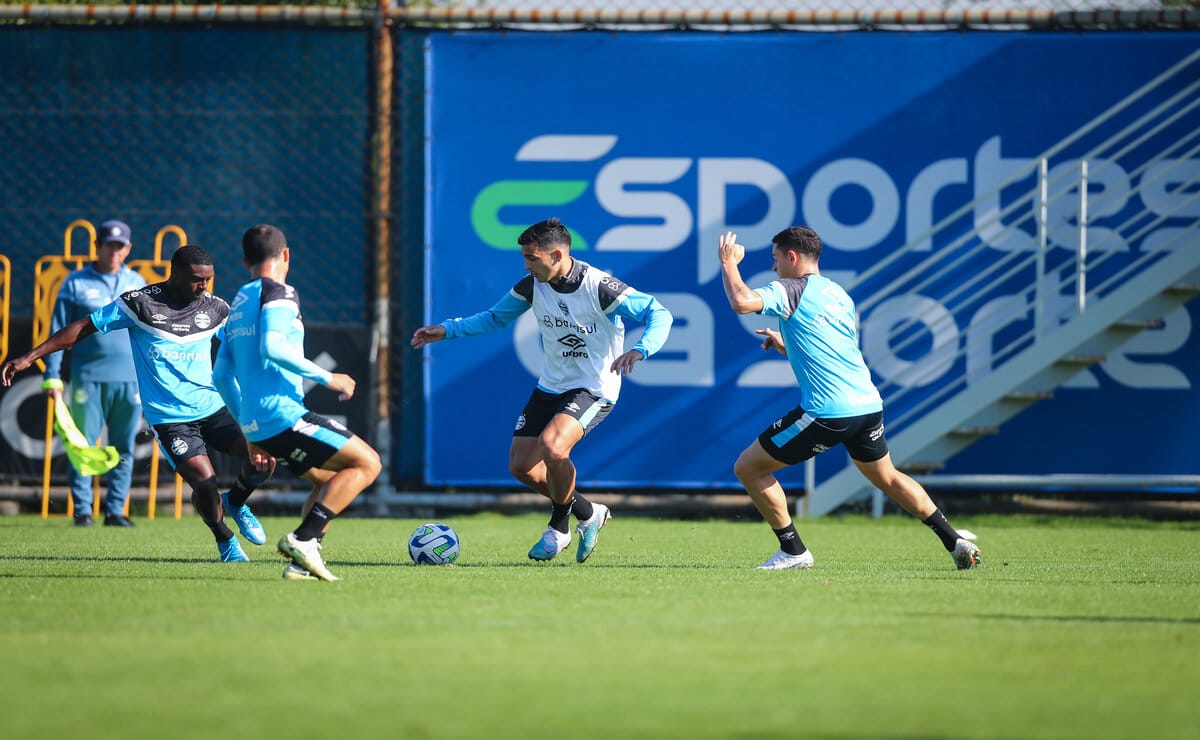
719, 226, 981, 571
412, 218, 673, 563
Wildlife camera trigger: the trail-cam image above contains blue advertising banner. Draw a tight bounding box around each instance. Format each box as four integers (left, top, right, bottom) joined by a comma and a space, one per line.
424, 31, 1199, 488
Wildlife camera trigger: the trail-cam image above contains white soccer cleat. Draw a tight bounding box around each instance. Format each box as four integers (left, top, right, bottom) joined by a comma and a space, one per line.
277, 532, 340, 581
756, 549, 815, 570
281, 562, 317, 581
527, 527, 571, 561
951, 538, 982, 570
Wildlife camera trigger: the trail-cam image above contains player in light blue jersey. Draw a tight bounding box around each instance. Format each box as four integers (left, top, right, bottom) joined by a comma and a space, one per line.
412, 218, 673, 564
213, 224, 381, 582
719, 227, 981, 571
2, 246, 275, 563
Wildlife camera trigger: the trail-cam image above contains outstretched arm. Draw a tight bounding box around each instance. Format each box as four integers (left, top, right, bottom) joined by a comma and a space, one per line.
411, 291, 530, 349
1, 318, 97, 386
719, 231, 764, 315
260, 304, 357, 400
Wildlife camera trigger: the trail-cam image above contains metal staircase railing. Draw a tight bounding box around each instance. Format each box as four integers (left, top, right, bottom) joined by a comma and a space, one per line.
804, 47, 1200, 516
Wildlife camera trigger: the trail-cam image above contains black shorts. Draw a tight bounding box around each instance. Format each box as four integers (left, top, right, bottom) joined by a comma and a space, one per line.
152, 408, 244, 469
758, 408, 889, 466
253, 412, 354, 476
513, 387, 614, 438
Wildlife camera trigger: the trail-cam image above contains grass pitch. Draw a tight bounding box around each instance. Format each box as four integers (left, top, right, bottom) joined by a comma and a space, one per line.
1, 512, 1197, 739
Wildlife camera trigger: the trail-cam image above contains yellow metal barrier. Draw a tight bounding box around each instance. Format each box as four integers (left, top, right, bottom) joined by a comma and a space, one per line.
37, 221, 96, 519
0, 254, 10, 364
127, 225, 191, 520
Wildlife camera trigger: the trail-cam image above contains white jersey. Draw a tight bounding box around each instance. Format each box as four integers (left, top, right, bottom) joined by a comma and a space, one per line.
517, 259, 631, 402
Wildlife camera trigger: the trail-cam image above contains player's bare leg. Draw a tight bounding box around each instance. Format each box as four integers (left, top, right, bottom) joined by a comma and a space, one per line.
278, 436, 380, 581
509, 438, 551, 498
523, 414, 593, 561
853, 454, 981, 569
734, 440, 813, 570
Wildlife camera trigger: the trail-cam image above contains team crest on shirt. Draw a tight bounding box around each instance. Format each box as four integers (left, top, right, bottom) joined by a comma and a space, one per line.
514, 414, 527, 431
557, 298, 570, 317
170, 437, 188, 456
194, 312, 211, 329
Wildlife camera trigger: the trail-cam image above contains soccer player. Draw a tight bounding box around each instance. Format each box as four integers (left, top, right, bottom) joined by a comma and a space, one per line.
411, 217, 673, 563
718, 227, 981, 570
43, 219, 146, 527
1, 245, 274, 562
213, 224, 381, 582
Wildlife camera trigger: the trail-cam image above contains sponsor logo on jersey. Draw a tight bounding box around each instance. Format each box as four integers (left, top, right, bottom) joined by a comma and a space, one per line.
150, 313, 167, 324
812, 444, 830, 454
542, 316, 596, 334
146, 346, 202, 363
194, 312, 211, 329
171, 324, 191, 332
170, 437, 188, 456
226, 325, 256, 339
557, 334, 589, 358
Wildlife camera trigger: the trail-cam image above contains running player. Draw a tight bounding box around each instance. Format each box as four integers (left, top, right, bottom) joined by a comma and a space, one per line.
1, 245, 274, 562
411, 217, 673, 563
718, 227, 981, 570
213, 224, 381, 582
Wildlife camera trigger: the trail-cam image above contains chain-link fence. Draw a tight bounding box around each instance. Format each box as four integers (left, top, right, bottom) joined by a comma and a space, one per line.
0, 26, 370, 324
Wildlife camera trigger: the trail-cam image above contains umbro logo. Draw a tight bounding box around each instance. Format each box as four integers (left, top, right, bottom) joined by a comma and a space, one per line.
557, 334, 586, 350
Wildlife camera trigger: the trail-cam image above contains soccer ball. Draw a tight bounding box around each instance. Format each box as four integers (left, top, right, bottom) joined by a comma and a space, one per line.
408, 522, 460, 565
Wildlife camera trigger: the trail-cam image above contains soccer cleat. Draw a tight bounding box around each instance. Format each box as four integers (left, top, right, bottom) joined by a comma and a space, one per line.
527, 527, 571, 561
574, 503, 612, 563
217, 535, 250, 563
221, 492, 266, 546
951, 538, 982, 570
277, 532, 339, 581
957, 528, 978, 542
756, 549, 815, 570
282, 562, 317, 581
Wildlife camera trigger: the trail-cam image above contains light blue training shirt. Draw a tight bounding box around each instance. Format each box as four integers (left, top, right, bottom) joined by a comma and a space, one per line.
44, 264, 146, 383
88, 283, 229, 425
213, 278, 333, 442
754, 274, 882, 418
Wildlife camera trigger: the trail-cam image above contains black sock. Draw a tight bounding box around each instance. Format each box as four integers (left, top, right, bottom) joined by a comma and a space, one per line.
295, 502, 336, 541
225, 476, 254, 509
772, 523, 807, 556
923, 509, 960, 551
548, 500, 573, 534
192, 488, 234, 542
571, 493, 594, 522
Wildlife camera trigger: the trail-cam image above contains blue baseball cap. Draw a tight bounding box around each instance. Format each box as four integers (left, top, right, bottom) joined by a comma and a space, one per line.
97, 220, 132, 246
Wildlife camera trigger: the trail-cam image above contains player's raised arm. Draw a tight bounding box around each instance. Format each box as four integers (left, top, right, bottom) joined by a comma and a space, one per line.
719, 231, 764, 315
0, 317, 98, 386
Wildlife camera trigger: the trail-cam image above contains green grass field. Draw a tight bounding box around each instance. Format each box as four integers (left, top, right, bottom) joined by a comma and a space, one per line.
2, 512, 1197, 739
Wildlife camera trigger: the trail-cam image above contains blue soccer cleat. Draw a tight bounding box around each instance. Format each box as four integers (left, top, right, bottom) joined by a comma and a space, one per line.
221, 492, 266, 546
217, 535, 250, 563
528, 527, 571, 561
574, 503, 611, 563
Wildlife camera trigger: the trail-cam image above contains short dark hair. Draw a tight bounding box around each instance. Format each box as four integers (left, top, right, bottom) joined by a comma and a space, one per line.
772, 226, 822, 261
517, 218, 571, 250
171, 244, 213, 270
242, 224, 288, 265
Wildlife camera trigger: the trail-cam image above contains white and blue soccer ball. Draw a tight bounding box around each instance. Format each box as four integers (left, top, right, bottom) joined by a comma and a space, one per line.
408, 522, 460, 565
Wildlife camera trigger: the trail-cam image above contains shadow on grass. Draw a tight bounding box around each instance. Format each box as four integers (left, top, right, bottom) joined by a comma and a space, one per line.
348, 560, 730, 569
0, 554, 226, 564
918, 611, 1200, 625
